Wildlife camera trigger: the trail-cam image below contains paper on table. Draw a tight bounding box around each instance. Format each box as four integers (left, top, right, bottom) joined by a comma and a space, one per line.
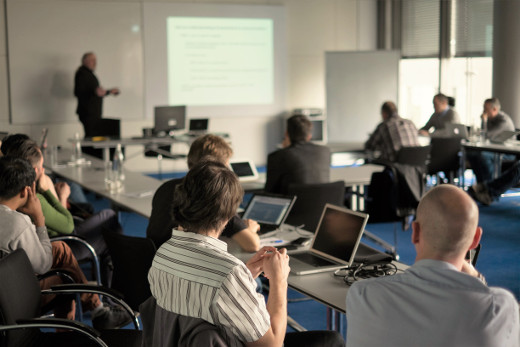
260, 237, 291, 247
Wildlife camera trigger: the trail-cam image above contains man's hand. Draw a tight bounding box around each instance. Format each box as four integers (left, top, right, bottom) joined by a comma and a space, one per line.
419, 129, 430, 137
96, 86, 106, 97
262, 248, 290, 283
18, 182, 45, 227
246, 246, 277, 278
109, 88, 120, 95
461, 260, 479, 277
245, 219, 260, 234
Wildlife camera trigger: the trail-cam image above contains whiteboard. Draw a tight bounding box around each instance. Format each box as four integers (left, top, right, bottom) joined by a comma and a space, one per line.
326, 51, 400, 143
7, 1, 143, 125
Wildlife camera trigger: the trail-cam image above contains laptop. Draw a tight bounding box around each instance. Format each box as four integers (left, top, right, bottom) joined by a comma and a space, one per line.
230, 159, 259, 182
241, 193, 296, 234
443, 123, 469, 140
289, 204, 369, 275
490, 130, 520, 144
186, 118, 209, 137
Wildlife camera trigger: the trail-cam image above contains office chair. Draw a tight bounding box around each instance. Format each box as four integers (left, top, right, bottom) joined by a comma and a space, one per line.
0, 249, 142, 347
139, 296, 231, 347
102, 231, 156, 311
427, 137, 463, 185
286, 181, 345, 232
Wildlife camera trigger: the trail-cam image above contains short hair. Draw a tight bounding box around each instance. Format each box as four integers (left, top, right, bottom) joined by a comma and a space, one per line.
381, 101, 398, 117
187, 134, 233, 169
82, 52, 94, 64
3, 138, 42, 167
485, 97, 501, 110
287, 115, 312, 143
172, 160, 243, 234
0, 134, 30, 156
0, 156, 36, 200
433, 93, 448, 104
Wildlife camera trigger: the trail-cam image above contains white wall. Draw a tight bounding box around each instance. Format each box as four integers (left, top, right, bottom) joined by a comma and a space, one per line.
0, 0, 376, 172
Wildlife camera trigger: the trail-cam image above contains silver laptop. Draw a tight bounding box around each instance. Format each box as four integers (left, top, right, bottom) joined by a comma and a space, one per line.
490, 130, 520, 144
289, 204, 369, 275
242, 193, 296, 234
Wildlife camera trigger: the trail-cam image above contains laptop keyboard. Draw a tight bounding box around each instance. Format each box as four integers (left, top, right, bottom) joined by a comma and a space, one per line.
291, 252, 338, 267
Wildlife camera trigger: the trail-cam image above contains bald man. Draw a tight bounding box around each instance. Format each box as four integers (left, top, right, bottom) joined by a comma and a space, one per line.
74, 52, 119, 137
346, 185, 519, 347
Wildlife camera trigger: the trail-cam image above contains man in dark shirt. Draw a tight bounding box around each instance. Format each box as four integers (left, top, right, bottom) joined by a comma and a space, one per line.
419, 93, 460, 136
74, 52, 119, 137
146, 134, 260, 252
265, 115, 330, 195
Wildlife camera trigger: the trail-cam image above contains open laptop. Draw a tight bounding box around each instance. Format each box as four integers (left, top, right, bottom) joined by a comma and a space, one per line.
186, 118, 209, 137
490, 130, 520, 144
242, 193, 296, 234
289, 204, 369, 275
230, 159, 259, 182
443, 123, 469, 140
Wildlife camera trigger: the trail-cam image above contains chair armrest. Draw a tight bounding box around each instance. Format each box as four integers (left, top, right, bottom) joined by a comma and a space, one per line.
41, 284, 140, 330
37, 268, 75, 284
0, 318, 108, 347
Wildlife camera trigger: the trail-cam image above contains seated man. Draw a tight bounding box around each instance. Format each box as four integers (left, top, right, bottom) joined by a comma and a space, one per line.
265, 115, 330, 195
0, 156, 130, 328
365, 101, 420, 162
148, 160, 343, 346
466, 97, 516, 183
4, 137, 122, 286
146, 134, 260, 252
419, 93, 460, 136
469, 160, 520, 206
346, 185, 519, 346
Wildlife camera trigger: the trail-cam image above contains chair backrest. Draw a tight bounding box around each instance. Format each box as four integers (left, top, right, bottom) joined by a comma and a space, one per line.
139, 297, 230, 347
102, 231, 156, 311
285, 181, 345, 232
0, 250, 42, 346
427, 137, 462, 175
396, 145, 431, 167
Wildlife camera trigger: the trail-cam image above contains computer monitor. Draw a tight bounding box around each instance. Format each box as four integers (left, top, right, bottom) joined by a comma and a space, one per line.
310, 118, 326, 144
154, 106, 186, 135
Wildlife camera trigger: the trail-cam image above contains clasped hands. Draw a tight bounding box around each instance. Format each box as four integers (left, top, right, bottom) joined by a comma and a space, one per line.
246, 246, 290, 281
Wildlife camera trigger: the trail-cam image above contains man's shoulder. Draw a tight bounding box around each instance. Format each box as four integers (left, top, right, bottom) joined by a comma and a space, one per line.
0, 206, 34, 234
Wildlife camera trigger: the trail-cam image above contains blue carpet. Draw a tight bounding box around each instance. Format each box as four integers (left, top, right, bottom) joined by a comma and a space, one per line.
86, 185, 520, 335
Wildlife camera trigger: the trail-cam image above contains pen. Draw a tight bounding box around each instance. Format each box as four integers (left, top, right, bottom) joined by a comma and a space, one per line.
265, 240, 284, 244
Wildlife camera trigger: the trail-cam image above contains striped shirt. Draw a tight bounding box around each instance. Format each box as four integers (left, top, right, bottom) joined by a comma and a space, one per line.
365, 114, 420, 162
148, 229, 270, 346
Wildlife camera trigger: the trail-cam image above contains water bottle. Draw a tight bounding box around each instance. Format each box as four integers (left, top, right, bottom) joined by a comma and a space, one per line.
112, 144, 125, 182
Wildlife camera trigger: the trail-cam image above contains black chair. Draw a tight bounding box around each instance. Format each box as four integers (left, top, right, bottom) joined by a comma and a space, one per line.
0, 249, 142, 347
396, 145, 430, 167
285, 181, 345, 232
427, 137, 463, 185
139, 296, 231, 347
102, 231, 156, 311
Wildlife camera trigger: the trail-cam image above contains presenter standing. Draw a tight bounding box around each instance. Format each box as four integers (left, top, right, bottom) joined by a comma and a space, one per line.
74, 52, 119, 137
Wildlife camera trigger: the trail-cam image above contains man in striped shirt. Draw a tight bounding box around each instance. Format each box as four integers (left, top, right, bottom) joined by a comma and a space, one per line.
148, 160, 343, 346
365, 101, 420, 162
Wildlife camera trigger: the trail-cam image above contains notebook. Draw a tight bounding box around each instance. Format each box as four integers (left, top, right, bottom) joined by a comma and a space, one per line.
289, 204, 369, 275
229, 160, 259, 182
185, 118, 209, 137
241, 193, 296, 234
490, 130, 520, 144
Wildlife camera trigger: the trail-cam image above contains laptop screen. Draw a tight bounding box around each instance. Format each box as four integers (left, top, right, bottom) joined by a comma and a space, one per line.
189, 118, 209, 132
154, 106, 186, 134
242, 195, 294, 226
230, 162, 254, 177
311, 204, 368, 264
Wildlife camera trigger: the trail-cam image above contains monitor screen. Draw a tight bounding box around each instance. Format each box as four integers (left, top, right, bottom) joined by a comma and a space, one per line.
230, 162, 254, 177
310, 119, 324, 142
312, 205, 367, 262
154, 106, 186, 134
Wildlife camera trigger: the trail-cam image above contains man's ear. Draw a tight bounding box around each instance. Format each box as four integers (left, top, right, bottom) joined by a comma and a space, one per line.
19, 186, 29, 199
411, 221, 420, 245
468, 226, 483, 250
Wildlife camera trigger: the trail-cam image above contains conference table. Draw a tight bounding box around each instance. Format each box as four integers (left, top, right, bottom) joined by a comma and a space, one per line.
47, 148, 395, 333
462, 140, 520, 181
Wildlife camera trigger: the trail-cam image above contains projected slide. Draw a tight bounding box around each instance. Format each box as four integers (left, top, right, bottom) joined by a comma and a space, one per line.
167, 17, 274, 106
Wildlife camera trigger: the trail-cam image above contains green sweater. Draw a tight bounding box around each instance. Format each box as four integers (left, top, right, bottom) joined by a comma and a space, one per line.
37, 190, 74, 238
